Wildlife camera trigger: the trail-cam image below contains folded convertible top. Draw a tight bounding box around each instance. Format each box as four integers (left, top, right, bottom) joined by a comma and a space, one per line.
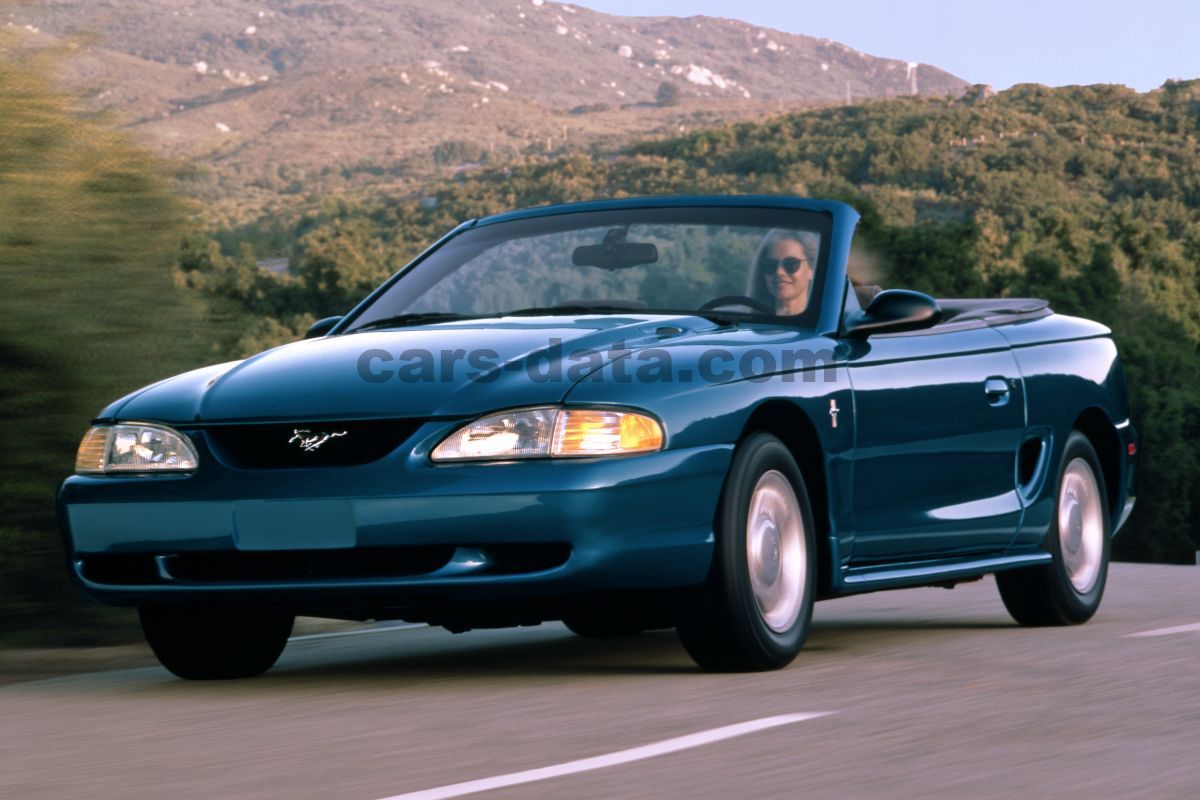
937, 298, 1051, 324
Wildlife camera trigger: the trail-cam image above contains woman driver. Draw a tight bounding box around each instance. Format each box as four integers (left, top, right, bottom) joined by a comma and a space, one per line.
756, 231, 816, 315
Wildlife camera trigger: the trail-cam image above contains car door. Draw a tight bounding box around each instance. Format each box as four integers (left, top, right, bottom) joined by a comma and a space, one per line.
845, 325, 1026, 563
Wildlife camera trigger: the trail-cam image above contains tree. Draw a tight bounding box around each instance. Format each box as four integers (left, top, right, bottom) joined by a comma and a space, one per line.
656, 80, 681, 107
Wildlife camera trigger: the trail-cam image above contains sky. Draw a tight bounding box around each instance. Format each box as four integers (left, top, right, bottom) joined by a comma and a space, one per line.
579, 0, 1197, 92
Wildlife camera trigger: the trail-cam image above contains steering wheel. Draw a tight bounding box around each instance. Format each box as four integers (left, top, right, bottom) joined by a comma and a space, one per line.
699, 295, 775, 314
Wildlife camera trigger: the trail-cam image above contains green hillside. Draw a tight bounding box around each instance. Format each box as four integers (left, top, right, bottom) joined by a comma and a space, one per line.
197, 81, 1200, 564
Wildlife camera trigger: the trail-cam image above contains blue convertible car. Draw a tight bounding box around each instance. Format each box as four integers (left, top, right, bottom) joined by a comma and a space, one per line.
59, 196, 1136, 678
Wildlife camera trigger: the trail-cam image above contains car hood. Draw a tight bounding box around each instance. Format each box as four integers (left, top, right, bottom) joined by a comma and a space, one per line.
106, 314, 747, 423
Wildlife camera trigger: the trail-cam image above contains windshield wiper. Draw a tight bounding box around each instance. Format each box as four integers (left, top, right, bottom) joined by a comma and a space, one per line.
686, 310, 743, 326
503, 304, 648, 316
502, 304, 747, 327
350, 312, 479, 332
353, 307, 745, 331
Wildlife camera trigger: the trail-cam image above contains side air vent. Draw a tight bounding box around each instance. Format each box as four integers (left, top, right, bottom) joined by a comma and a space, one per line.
1018, 437, 1044, 487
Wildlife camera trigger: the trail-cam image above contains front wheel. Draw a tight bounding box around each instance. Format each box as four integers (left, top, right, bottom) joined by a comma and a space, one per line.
677, 433, 817, 671
139, 606, 294, 680
997, 431, 1111, 626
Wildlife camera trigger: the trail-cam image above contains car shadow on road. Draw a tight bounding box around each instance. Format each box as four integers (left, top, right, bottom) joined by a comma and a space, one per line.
104, 618, 1021, 690
262, 617, 1013, 683
813, 618, 1014, 632
266, 628, 701, 684
805, 617, 1015, 652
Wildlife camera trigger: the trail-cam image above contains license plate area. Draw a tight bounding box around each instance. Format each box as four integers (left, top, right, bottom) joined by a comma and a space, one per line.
234, 500, 356, 550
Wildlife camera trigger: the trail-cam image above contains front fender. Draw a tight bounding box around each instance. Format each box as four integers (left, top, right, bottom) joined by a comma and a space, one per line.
564, 333, 855, 561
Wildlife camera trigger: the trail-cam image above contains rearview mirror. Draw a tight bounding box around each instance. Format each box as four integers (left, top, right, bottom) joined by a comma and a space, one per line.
572, 242, 658, 270
844, 290, 940, 337
572, 227, 658, 270
304, 316, 343, 339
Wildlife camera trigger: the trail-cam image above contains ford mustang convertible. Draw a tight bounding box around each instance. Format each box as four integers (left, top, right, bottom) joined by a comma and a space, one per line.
58, 196, 1137, 678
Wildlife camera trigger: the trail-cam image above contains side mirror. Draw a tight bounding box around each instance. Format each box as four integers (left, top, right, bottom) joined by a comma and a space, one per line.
844, 290, 940, 338
304, 316, 343, 339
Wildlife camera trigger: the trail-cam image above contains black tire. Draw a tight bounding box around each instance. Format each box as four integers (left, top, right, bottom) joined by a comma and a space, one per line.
138, 606, 294, 680
997, 431, 1111, 626
676, 432, 817, 671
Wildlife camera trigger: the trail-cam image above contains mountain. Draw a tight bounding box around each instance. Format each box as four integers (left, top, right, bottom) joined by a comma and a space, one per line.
3, 0, 968, 215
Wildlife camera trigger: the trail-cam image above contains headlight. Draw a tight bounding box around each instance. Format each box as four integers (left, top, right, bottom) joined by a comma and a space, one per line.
74, 423, 199, 474
431, 406, 664, 462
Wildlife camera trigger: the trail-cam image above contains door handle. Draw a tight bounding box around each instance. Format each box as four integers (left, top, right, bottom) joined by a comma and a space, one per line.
984, 377, 1011, 406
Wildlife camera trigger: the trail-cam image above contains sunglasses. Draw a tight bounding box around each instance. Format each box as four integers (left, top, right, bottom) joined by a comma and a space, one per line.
759, 255, 810, 275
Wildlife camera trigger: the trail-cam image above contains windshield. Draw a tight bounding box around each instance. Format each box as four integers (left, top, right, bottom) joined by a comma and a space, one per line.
344, 206, 832, 332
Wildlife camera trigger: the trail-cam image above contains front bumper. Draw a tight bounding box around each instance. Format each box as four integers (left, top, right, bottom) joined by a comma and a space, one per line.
58, 423, 731, 608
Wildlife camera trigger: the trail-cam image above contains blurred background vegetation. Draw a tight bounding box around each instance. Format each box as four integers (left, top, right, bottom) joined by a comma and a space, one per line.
2, 31, 1197, 644
0, 37, 215, 642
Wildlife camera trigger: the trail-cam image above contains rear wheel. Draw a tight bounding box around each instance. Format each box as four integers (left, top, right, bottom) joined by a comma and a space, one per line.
677, 433, 816, 671
997, 431, 1110, 626
138, 606, 294, 680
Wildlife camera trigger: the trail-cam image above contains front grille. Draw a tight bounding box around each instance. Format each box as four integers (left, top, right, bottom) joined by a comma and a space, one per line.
78, 544, 572, 586
80, 547, 453, 584
166, 547, 457, 582
203, 418, 424, 468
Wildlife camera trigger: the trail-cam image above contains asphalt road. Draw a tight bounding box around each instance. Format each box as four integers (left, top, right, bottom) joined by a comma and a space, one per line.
3, 562, 1198, 800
